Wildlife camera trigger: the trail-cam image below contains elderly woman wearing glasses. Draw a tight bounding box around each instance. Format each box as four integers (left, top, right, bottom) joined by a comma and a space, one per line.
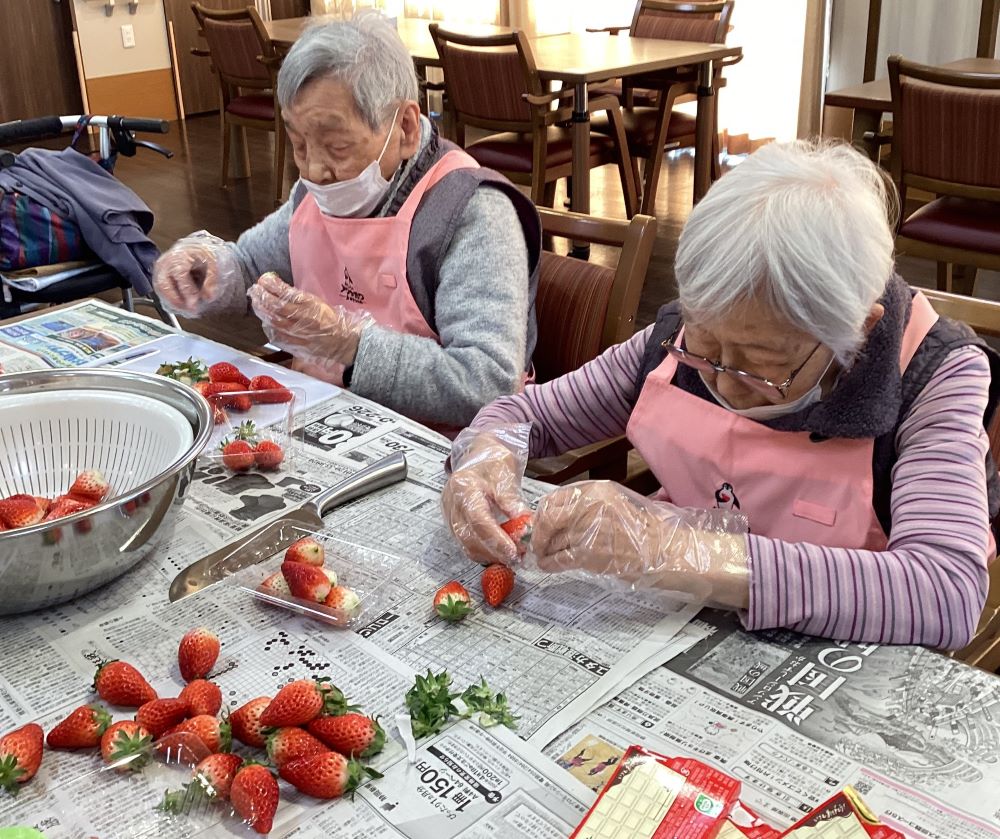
443, 141, 1000, 649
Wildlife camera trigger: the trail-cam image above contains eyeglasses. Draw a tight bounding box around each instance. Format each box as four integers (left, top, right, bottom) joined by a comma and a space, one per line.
661, 333, 823, 400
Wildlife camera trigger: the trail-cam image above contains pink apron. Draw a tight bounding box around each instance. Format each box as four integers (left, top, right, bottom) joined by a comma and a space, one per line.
626, 292, 940, 550
288, 148, 481, 386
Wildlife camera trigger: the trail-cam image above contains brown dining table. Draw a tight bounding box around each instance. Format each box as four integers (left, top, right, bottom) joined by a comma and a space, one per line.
824, 57, 1000, 160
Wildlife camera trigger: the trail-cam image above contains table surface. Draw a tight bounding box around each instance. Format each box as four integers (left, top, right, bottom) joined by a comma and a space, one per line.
824, 56, 1000, 111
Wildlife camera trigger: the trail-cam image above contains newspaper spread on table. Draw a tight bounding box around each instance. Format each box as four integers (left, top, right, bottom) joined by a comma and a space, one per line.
544, 608, 1000, 838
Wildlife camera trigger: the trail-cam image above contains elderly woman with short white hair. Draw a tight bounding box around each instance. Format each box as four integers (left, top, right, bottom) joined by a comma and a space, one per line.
443, 141, 999, 649
152, 13, 539, 431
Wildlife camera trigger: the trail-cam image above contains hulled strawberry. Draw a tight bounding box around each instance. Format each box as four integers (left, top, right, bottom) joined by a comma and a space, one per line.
433, 581, 472, 622
180, 679, 222, 717
253, 440, 284, 470
267, 727, 328, 771
0, 723, 44, 793
249, 375, 293, 404
284, 537, 325, 567
159, 752, 244, 813
323, 585, 360, 616
94, 660, 157, 708
259, 678, 357, 728
0, 495, 44, 529
164, 715, 230, 755
481, 564, 516, 607
43, 495, 91, 522
135, 697, 189, 738
280, 751, 381, 800
209, 362, 250, 387
220, 438, 255, 472
259, 572, 291, 598
307, 713, 385, 759
228, 697, 271, 748
101, 720, 152, 773
68, 469, 110, 502
178, 627, 220, 682
281, 561, 333, 603
500, 512, 533, 555
47, 705, 112, 750
231, 762, 279, 835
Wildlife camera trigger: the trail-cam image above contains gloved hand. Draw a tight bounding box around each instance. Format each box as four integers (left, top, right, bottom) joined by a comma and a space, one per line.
442, 424, 533, 565
248, 272, 372, 372
152, 231, 244, 317
527, 481, 750, 609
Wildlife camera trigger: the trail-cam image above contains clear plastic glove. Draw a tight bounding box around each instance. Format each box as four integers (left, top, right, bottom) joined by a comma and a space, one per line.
248, 272, 372, 371
442, 424, 533, 565
526, 481, 751, 609
152, 231, 245, 317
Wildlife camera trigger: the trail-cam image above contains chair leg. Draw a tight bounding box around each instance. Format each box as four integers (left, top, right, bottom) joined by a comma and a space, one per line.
953, 265, 978, 296
273, 123, 287, 208
936, 262, 952, 292
220, 118, 231, 190
121, 288, 134, 312
541, 181, 557, 208
605, 106, 639, 218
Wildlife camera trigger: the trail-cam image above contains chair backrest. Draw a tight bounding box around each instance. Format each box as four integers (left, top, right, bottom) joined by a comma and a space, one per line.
429, 25, 544, 133
533, 209, 656, 384
191, 2, 275, 91
630, 0, 734, 43
888, 54, 1000, 202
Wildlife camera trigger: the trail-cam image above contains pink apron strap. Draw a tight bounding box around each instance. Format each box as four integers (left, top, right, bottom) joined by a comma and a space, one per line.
899, 291, 939, 372
393, 149, 481, 225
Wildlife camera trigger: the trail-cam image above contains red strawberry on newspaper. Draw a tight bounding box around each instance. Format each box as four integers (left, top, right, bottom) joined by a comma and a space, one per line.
0, 723, 44, 793
253, 440, 284, 470
284, 537, 324, 567
259, 678, 357, 728
249, 375, 293, 404
280, 751, 380, 800
481, 563, 516, 608
94, 660, 158, 708
159, 752, 244, 813
100, 720, 152, 773
136, 697, 190, 739
433, 581, 472, 622
209, 362, 250, 388
164, 714, 230, 754
178, 627, 220, 682
267, 727, 329, 771
47, 705, 112, 750
307, 713, 385, 759
180, 679, 223, 717
281, 561, 333, 603
69, 469, 109, 502
231, 762, 279, 835
228, 697, 271, 748
0, 495, 45, 529
220, 438, 255, 472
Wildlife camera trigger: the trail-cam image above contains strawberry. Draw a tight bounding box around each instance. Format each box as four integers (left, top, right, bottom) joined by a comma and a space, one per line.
165, 714, 230, 754
121, 499, 138, 517
267, 727, 328, 771
180, 679, 222, 717
231, 762, 279, 835
47, 705, 112, 749
481, 563, 516, 607
227, 393, 253, 413
0, 495, 44, 529
211, 402, 228, 426
203, 382, 251, 411
249, 375, 293, 404
228, 697, 271, 748
284, 537, 324, 567
136, 697, 189, 738
280, 751, 380, 800
259, 678, 357, 728
220, 438, 255, 472
209, 361, 250, 387
100, 720, 152, 773
0, 723, 44, 793
281, 560, 333, 603
259, 572, 291, 598
323, 585, 360, 615
307, 713, 385, 759
253, 440, 284, 470
159, 752, 244, 813
433, 581, 472, 622
500, 512, 534, 554
33, 496, 52, 516
43, 495, 90, 521
68, 469, 110, 502
94, 660, 157, 708
178, 627, 220, 682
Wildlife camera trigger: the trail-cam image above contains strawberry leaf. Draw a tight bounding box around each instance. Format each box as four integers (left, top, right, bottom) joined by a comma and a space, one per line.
461, 678, 519, 730
405, 671, 460, 740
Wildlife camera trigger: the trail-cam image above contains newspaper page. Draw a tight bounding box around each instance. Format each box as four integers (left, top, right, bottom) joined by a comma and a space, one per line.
544, 608, 1000, 839
0, 300, 174, 372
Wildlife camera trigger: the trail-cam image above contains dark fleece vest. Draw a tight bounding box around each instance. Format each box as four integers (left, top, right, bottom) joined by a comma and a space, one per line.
634, 274, 1000, 537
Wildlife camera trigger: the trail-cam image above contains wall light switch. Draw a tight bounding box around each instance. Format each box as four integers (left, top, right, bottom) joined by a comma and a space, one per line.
121, 24, 135, 49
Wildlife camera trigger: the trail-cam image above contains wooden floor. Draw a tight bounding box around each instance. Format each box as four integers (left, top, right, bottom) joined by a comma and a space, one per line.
20, 112, 1000, 349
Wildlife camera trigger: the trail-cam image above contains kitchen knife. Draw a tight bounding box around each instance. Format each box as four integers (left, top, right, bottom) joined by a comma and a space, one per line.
168, 451, 407, 601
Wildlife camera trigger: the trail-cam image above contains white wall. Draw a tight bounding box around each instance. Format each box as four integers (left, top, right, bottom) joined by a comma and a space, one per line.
74, 0, 172, 79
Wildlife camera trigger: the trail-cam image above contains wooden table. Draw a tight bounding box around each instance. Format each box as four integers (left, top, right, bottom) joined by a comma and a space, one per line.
824, 57, 1000, 160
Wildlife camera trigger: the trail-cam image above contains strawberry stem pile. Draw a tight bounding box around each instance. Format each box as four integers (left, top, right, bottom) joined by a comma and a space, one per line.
0, 468, 111, 533
405, 671, 518, 739
258, 536, 362, 623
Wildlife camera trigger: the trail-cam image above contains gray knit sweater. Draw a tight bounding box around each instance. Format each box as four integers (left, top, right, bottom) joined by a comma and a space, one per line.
229, 116, 531, 427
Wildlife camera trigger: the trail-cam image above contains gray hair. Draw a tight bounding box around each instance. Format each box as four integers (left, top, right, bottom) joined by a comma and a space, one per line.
276, 12, 419, 130
675, 140, 898, 365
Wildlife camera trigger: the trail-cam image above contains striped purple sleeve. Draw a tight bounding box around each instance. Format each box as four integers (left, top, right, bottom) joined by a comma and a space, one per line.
743, 345, 992, 649
469, 326, 653, 458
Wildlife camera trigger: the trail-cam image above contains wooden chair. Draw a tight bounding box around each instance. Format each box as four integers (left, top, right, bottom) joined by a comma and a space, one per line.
923, 288, 1000, 673
191, 3, 287, 205
889, 55, 1000, 298
429, 25, 638, 217
526, 208, 656, 484
589, 0, 737, 215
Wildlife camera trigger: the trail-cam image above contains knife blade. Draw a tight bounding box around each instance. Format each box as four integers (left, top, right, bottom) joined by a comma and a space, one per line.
168, 451, 408, 601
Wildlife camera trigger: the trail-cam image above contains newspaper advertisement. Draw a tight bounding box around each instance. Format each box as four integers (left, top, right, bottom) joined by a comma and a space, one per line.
0, 300, 174, 372
544, 608, 1000, 839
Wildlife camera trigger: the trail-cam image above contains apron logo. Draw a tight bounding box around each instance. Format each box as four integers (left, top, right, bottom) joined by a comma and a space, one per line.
714, 482, 740, 510
340, 268, 365, 305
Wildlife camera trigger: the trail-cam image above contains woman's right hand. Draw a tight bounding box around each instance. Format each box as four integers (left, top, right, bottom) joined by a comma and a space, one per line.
152, 231, 234, 317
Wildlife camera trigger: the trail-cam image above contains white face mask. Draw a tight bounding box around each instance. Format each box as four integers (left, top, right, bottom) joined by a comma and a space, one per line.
302, 108, 399, 218
699, 358, 833, 421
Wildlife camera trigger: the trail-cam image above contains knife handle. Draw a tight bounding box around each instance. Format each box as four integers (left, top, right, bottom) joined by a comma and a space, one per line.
308, 451, 408, 517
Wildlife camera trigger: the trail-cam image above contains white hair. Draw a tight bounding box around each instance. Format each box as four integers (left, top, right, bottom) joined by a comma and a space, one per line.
276, 12, 419, 130
675, 140, 898, 365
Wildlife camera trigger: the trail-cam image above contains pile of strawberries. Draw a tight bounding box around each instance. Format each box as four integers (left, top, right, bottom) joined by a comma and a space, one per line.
157, 359, 293, 426
0, 625, 385, 835
0, 468, 111, 533
220, 421, 285, 473
258, 537, 362, 623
